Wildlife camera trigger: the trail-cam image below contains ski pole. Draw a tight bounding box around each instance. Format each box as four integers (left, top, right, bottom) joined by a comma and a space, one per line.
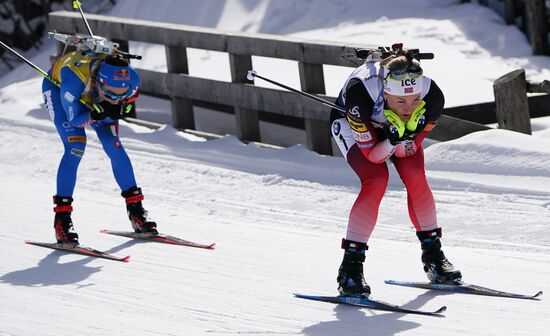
1, 39, 139, 122
0, 40, 58, 85
0, 39, 97, 109
246, 70, 346, 114
72, 0, 95, 38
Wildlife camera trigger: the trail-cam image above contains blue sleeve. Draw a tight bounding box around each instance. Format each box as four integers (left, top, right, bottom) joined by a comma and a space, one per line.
59, 67, 91, 127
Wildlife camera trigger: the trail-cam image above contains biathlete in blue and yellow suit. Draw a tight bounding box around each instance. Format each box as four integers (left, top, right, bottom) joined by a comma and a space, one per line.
42, 50, 158, 244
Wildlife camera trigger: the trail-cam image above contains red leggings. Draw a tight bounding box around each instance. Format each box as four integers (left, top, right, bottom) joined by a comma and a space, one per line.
345, 144, 438, 243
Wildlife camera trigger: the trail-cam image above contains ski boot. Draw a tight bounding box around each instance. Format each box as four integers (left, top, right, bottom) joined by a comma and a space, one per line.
121, 186, 158, 234
417, 228, 462, 284
337, 239, 371, 297
53, 196, 79, 245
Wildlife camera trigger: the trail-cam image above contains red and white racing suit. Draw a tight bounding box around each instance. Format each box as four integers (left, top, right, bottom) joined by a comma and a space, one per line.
331, 62, 444, 243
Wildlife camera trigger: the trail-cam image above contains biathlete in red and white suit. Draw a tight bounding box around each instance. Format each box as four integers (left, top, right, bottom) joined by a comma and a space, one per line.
331, 53, 462, 297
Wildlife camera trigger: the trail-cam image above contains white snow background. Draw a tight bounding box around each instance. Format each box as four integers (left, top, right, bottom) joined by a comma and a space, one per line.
0, 1, 549, 335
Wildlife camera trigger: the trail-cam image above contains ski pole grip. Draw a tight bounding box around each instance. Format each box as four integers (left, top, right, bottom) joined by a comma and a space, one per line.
247, 70, 257, 81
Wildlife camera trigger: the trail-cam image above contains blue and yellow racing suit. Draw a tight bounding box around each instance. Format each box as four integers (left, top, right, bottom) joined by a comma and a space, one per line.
42, 51, 140, 197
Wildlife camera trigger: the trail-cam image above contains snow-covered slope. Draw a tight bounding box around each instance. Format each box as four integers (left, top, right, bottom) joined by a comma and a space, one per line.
1, 1, 549, 335
1, 75, 549, 336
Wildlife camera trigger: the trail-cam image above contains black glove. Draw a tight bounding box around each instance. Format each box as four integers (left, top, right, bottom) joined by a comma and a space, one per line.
90, 101, 130, 121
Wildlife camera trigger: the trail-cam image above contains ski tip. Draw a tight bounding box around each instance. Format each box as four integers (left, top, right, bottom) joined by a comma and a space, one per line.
121, 255, 131, 263
207, 243, 216, 250
435, 306, 447, 314
533, 291, 543, 298
293, 293, 316, 299
100, 229, 110, 233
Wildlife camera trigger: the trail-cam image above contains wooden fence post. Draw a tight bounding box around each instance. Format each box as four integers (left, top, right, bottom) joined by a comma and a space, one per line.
229, 54, 260, 142
493, 69, 531, 134
166, 46, 195, 129
503, 0, 516, 25
525, 0, 549, 55
298, 62, 332, 155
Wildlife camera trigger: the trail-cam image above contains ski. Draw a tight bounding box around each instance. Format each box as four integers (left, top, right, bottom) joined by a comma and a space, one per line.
294, 293, 446, 316
100, 230, 216, 250
385, 280, 542, 300
25, 240, 130, 262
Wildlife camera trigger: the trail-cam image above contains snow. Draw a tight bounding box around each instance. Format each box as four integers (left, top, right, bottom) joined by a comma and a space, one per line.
1, 1, 549, 335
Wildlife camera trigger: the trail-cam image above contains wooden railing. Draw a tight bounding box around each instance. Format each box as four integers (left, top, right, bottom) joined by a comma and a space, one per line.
49, 11, 490, 154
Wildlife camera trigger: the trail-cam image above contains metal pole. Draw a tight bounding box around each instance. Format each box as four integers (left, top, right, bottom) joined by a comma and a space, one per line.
0, 40, 53, 80
246, 70, 346, 114
72, 1, 95, 37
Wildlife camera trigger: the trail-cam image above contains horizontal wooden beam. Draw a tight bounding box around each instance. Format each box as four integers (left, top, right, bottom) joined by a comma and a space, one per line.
138, 69, 333, 121
138, 69, 489, 141
49, 11, 374, 67
527, 80, 550, 94
429, 115, 491, 141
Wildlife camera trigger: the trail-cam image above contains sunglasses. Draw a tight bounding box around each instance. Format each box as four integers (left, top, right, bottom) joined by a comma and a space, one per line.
96, 82, 130, 101
385, 65, 423, 81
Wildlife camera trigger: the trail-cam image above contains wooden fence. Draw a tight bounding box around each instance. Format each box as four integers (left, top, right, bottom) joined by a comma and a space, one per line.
49, 11, 490, 155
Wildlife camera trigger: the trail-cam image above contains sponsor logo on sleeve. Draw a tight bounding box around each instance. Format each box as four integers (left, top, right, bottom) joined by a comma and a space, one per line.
68, 136, 87, 143
349, 106, 361, 119
63, 91, 76, 103
67, 105, 74, 121
43, 90, 55, 120
70, 149, 84, 157
357, 143, 374, 149
347, 117, 367, 132
403, 139, 416, 156
332, 121, 341, 136
67, 106, 74, 121
62, 122, 75, 131
352, 130, 373, 143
